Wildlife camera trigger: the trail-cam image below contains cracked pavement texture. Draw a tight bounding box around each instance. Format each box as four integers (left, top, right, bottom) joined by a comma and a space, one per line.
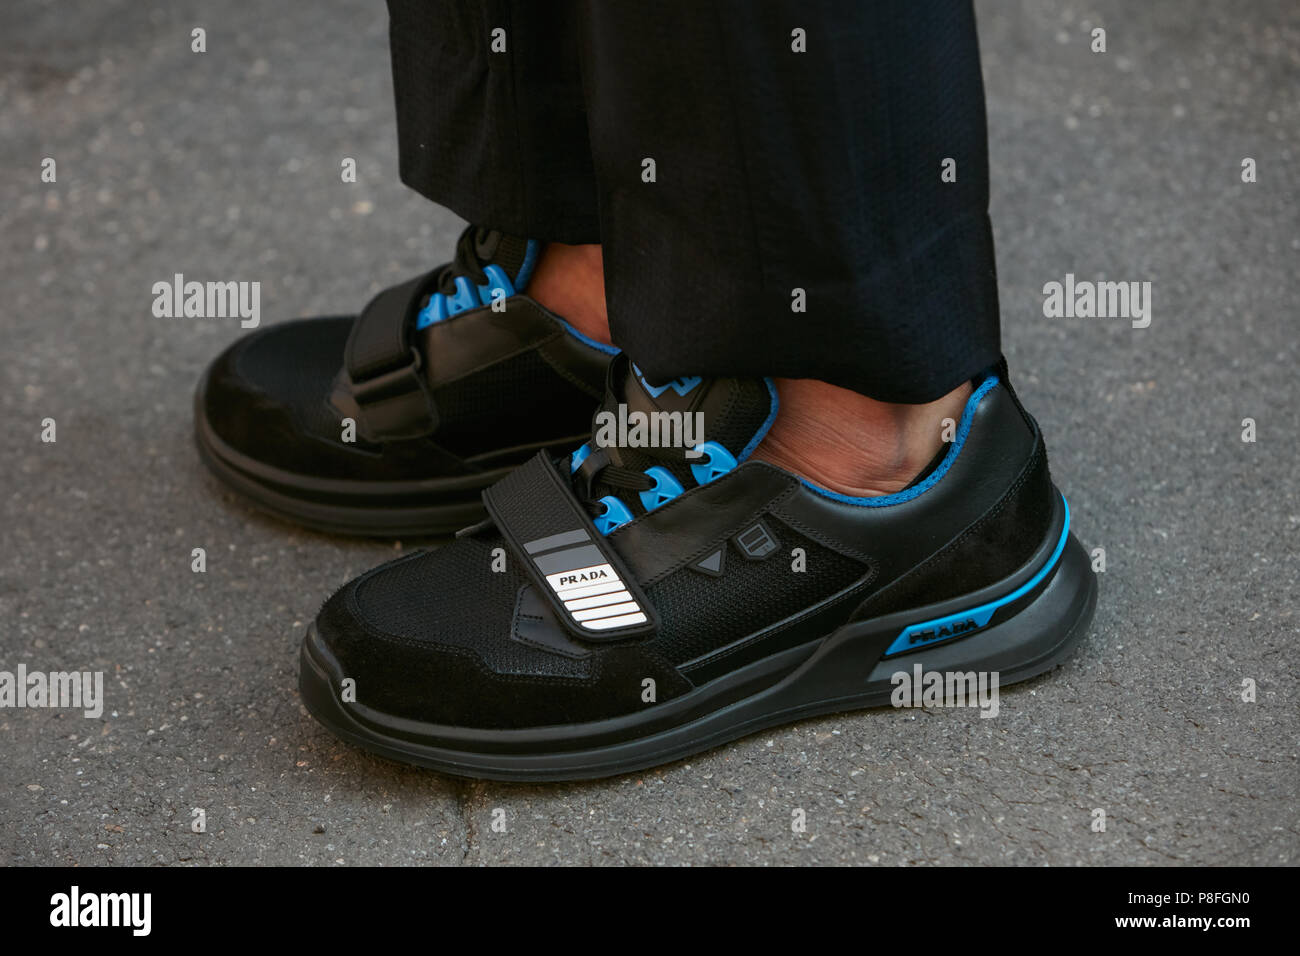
1, 0, 1296, 865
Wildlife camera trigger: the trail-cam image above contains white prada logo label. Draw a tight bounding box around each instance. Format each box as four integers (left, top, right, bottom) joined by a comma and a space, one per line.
522, 528, 650, 632
549, 566, 613, 590
543, 563, 647, 630
523, 526, 649, 632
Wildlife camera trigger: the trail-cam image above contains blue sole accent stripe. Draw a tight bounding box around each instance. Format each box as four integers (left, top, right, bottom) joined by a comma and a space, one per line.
883, 496, 1072, 657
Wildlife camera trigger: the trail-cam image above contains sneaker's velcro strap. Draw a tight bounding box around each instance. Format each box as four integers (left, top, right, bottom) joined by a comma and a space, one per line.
483, 452, 659, 641
342, 271, 441, 441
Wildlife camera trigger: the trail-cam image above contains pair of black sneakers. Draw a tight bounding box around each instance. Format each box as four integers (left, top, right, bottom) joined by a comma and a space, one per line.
195, 227, 1097, 781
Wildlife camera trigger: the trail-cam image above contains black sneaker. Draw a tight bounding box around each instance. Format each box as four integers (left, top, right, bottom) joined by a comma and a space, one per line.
194, 226, 617, 536
300, 355, 1098, 780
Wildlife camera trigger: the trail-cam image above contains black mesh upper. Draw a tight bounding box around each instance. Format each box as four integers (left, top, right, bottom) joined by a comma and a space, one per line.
353, 537, 523, 635
346, 515, 866, 679
643, 519, 867, 666
350, 537, 592, 679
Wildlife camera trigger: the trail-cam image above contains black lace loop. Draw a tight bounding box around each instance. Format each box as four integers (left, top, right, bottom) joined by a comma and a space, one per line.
433, 225, 496, 295
598, 466, 655, 492
580, 460, 655, 517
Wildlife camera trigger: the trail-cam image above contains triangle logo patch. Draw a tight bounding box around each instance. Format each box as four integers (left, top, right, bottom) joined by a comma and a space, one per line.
692, 548, 725, 577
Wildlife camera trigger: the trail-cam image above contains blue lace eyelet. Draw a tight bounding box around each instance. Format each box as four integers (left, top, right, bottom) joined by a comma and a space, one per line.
570, 442, 592, 473
445, 275, 478, 316
689, 440, 737, 486
638, 466, 684, 512
477, 263, 515, 306
594, 495, 634, 535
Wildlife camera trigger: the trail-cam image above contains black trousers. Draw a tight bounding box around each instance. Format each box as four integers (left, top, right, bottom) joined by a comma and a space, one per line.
387, 0, 1000, 403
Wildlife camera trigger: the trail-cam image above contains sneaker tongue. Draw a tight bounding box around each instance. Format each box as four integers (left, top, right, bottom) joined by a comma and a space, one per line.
416, 228, 540, 330
472, 229, 536, 289
584, 357, 777, 513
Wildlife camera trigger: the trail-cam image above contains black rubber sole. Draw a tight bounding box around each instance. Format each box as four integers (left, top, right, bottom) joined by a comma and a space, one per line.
298, 501, 1098, 781
195, 376, 543, 537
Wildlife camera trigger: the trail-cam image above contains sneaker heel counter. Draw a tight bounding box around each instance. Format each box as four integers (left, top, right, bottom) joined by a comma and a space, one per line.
846, 423, 1056, 625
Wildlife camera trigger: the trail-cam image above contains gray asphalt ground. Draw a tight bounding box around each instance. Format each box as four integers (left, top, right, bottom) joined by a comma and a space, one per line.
1, 0, 1296, 866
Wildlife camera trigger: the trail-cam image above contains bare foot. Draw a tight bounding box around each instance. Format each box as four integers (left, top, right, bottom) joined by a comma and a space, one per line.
754, 378, 973, 497
526, 242, 612, 345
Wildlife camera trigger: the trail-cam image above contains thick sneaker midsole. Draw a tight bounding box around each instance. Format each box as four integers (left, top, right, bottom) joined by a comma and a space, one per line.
299, 492, 1097, 780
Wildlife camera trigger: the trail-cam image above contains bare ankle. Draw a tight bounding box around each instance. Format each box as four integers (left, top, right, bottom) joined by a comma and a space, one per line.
526, 242, 612, 345
754, 378, 973, 497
